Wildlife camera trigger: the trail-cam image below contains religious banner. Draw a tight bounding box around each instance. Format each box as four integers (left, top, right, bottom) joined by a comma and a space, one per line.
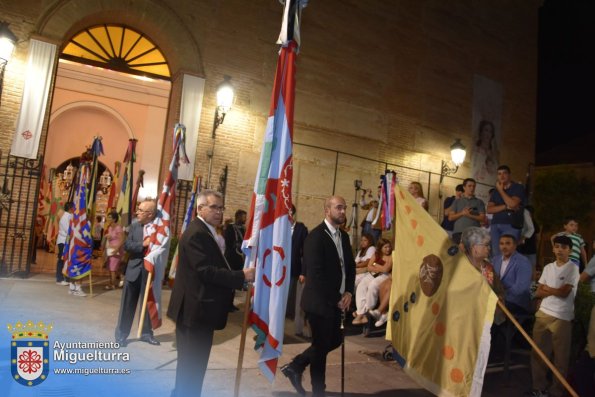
388, 184, 498, 397
10, 39, 57, 159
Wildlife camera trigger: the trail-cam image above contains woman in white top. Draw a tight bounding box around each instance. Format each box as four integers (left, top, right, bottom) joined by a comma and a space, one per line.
354, 233, 376, 288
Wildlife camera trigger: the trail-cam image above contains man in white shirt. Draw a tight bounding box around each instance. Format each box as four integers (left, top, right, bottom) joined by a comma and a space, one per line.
55, 202, 74, 286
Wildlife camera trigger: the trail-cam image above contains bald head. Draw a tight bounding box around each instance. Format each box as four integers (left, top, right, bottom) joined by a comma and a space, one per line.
324, 196, 347, 228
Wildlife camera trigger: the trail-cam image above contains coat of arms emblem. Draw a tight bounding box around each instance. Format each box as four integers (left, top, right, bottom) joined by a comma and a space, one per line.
7, 320, 52, 386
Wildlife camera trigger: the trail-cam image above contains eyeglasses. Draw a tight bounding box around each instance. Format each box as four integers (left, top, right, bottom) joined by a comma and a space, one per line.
136, 208, 152, 214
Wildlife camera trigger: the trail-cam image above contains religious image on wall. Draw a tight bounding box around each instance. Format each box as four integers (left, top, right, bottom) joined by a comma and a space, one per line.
471, 74, 503, 200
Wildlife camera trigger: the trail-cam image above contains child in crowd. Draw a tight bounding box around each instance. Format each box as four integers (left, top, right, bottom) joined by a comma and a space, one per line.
551, 216, 587, 269
530, 235, 579, 397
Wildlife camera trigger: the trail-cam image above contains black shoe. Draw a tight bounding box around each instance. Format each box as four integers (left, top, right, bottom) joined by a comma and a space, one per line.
281, 364, 305, 396
116, 338, 128, 347
140, 335, 160, 346
229, 305, 240, 313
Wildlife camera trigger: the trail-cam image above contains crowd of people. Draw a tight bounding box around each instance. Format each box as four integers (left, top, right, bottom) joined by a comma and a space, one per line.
45, 162, 593, 397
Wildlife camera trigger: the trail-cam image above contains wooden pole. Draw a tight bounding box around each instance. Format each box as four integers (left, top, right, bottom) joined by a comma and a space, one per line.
496, 300, 578, 397
234, 283, 252, 397
89, 271, 93, 298
137, 271, 153, 339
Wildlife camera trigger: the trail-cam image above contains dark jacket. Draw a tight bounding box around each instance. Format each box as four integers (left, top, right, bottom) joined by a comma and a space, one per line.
123, 221, 146, 282
291, 221, 308, 278
167, 218, 245, 330
301, 221, 356, 316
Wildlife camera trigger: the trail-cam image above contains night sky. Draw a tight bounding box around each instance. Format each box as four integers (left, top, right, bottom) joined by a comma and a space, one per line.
537, 0, 595, 162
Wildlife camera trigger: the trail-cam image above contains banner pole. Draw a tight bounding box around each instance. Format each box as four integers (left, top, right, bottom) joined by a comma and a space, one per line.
89, 271, 93, 298
234, 283, 252, 397
137, 271, 153, 339
497, 300, 578, 397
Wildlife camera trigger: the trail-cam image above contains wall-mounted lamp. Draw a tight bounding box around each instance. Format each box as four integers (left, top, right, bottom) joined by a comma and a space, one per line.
439, 138, 466, 190
207, 76, 235, 188
0, 21, 17, 105
211, 75, 235, 138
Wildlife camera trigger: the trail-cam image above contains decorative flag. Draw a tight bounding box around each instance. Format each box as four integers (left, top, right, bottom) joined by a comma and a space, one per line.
116, 140, 136, 225
106, 161, 121, 211
45, 172, 65, 250
242, 0, 303, 381
86, 136, 104, 210
36, 165, 49, 234
388, 184, 498, 397
168, 175, 200, 281
62, 164, 93, 280
131, 169, 145, 212
143, 124, 189, 329
380, 171, 397, 230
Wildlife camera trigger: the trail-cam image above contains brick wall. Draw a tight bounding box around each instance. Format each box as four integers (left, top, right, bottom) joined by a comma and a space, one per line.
0, 0, 539, 268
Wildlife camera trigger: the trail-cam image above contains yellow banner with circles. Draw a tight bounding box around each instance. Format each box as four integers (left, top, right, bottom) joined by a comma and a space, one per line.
387, 184, 498, 397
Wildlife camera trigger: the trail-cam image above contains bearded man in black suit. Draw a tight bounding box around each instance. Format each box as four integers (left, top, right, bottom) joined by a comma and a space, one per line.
281, 195, 355, 397
167, 190, 255, 397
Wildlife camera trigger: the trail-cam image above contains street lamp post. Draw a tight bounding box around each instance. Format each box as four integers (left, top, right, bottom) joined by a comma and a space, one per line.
206, 76, 234, 189
439, 138, 467, 197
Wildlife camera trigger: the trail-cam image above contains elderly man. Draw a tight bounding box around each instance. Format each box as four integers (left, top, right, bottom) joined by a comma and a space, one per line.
114, 199, 159, 347
281, 196, 356, 397
167, 190, 255, 397
492, 234, 532, 314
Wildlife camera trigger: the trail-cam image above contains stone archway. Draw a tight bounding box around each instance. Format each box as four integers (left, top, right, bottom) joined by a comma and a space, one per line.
35, 0, 204, 77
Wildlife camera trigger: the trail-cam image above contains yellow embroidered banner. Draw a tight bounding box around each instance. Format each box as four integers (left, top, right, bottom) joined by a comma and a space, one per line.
388, 185, 498, 397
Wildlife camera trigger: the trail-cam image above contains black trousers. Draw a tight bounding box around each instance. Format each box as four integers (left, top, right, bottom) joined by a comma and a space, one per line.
114, 269, 152, 341
291, 309, 342, 395
172, 321, 215, 397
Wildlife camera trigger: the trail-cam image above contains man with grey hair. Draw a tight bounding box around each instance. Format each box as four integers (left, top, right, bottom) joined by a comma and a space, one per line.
167, 190, 255, 397
115, 199, 159, 347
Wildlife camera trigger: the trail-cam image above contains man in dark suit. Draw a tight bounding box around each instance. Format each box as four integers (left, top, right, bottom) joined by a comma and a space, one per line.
114, 199, 160, 346
282, 196, 356, 397
167, 190, 255, 397
224, 209, 247, 271
285, 205, 309, 330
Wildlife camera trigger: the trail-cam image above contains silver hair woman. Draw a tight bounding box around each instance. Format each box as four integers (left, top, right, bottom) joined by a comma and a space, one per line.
460, 227, 504, 297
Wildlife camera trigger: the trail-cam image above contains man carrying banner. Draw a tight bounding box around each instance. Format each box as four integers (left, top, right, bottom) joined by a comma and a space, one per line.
167, 190, 255, 397
114, 199, 159, 347
281, 195, 355, 397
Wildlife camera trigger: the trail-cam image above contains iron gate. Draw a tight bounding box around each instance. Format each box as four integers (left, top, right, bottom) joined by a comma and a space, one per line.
0, 151, 43, 277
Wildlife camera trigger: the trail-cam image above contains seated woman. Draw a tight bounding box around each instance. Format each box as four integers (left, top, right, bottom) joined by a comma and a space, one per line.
369, 275, 392, 327
353, 238, 393, 325
354, 233, 376, 288
408, 181, 429, 211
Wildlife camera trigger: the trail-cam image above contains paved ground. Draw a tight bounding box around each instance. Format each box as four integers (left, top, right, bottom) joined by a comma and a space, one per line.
0, 257, 533, 397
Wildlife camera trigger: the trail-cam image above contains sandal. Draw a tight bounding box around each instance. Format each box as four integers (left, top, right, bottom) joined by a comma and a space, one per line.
104, 285, 114, 290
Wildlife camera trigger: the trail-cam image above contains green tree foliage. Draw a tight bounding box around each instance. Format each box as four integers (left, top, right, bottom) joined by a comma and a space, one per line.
533, 169, 593, 232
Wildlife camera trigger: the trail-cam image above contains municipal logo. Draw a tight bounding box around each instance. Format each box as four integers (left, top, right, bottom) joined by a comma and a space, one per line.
7, 320, 52, 386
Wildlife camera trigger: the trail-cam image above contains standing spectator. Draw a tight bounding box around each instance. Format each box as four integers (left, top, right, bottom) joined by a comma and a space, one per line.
360, 189, 381, 243
55, 202, 74, 287
281, 196, 355, 397
114, 199, 160, 347
492, 234, 533, 314
530, 235, 579, 397
224, 209, 247, 271
551, 216, 588, 269
441, 184, 464, 238
167, 190, 255, 397
574, 255, 595, 397
487, 165, 526, 255
92, 215, 104, 251
518, 205, 539, 274
448, 178, 486, 244
103, 211, 124, 290
285, 205, 309, 338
